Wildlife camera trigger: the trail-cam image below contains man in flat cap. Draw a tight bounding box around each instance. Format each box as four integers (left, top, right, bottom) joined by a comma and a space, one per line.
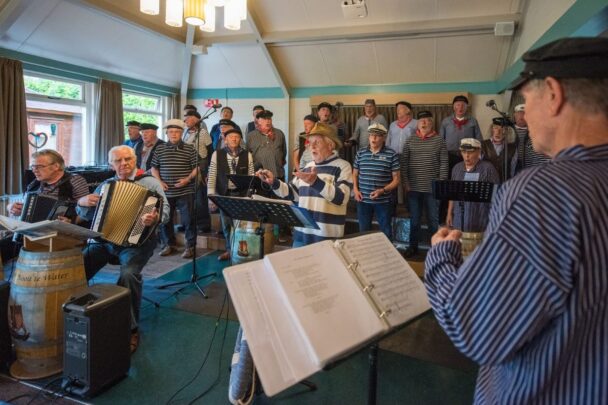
245, 104, 265, 140
183, 110, 213, 234
135, 123, 165, 172
209, 106, 242, 151
445, 138, 499, 233
292, 114, 318, 171
353, 123, 400, 240
124, 120, 142, 149
425, 37, 608, 403
347, 99, 388, 150
151, 119, 199, 258
246, 110, 287, 182
440, 95, 482, 174
257, 123, 353, 247
512, 104, 550, 173
480, 117, 517, 182
400, 111, 448, 258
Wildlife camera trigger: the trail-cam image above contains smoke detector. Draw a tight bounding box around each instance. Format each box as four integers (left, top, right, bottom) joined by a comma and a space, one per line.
494, 21, 515, 37
341, 0, 367, 19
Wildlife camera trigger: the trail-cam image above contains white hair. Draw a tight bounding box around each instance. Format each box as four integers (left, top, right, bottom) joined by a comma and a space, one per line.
108, 145, 135, 163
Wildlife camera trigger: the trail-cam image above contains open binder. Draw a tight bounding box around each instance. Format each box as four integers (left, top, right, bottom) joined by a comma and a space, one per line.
224, 232, 431, 396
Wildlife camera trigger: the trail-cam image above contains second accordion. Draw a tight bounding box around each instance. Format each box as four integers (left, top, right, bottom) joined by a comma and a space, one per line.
91, 180, 161, 246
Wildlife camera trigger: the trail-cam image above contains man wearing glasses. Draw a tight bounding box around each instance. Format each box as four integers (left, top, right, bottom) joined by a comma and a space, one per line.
8, 149, 89, 217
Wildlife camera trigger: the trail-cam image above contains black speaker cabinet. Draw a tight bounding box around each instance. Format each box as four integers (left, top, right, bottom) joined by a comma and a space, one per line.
0, 281, 12, 371
62, 284, 130, 397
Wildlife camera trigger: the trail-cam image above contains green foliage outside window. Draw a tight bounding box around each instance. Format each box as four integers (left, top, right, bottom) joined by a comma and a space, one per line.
123, 92, 162, 140
24, 75, 82, 100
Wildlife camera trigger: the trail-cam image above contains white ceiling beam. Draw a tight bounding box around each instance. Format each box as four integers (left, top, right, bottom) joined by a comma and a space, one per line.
196, 13, 520, 47
181, 24, 195, 111
0, 0, 44, 38
247, 7, 289, 98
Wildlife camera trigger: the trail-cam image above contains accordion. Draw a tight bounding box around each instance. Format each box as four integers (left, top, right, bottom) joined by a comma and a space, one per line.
20, 192, 77, 223
91, 180, 161, 246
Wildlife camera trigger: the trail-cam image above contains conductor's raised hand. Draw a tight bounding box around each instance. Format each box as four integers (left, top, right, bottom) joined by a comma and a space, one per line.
256, 169, 275, 185
294, 167, 318, 185
141, 207, 158, 226
431, 227, 462, 246
78, 194, 100, 207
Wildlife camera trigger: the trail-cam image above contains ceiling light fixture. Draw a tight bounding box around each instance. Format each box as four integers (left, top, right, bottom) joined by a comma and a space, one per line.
199, 2, 216, 32
140, 0, 160, 15
165, 0, 183, 27
184, 0, 206, 26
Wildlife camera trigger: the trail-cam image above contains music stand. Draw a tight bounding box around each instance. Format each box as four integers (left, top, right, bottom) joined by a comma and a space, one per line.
432, 180, 495, 232
228, 175, 273, 198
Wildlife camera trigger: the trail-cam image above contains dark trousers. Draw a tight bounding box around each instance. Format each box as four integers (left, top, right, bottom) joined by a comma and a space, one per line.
83, 236, 157, 330
357, 201, 393, 241
160, 194, 196, 248
195, 179, 211, 231
407, 191, 439, 249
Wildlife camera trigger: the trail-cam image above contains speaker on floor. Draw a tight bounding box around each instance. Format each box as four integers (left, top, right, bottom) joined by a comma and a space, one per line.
62, 284, 130, 398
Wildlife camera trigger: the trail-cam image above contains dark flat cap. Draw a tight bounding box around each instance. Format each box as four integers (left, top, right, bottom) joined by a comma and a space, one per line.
303, 114, 319, 123
453, 95, 469, 104
317, 102, 333, 111
252, 104, 264, 111
509, 37, 608, 90
126, 120, 141, 127
140, 123, 158, 130
224, 128, 242, 138
184, 110, 201, 119
395, 101, 413, 110
492, 117, 509, 127
183, 104, 197, 111
364, 99, 376, 105
256, 110, 273, 119
219, 119, 236, 127
417, 111, 433, 119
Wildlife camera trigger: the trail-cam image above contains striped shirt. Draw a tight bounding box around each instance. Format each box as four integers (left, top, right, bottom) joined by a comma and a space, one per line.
440, 115, 482, 152
515, 126, 551, 171
425, 144, 608, 404
151, 141, 197, 198
33, 173, 90, 200
353, 146, 399, 203
246, 128, 287, 179
207, 149, 255, 195
450, 160, 499, 232
183, 126, 212, 160
272, 152, 353, 245
400, 134, 448, 193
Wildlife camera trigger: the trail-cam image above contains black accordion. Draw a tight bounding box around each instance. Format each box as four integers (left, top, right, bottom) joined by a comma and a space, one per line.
20, 192, 77, 223
91, 180, 161, 247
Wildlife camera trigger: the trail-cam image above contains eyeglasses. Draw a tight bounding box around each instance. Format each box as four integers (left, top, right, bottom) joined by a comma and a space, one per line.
30, 164, 53, 170
112, 157, 134, 163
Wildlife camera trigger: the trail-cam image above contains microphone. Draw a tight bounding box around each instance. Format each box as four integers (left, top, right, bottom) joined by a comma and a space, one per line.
486, 99, 496, 108
212, 103, 222, 109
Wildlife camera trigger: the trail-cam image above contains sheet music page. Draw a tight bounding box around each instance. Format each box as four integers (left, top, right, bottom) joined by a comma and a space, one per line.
264, 240, 385, 367
251, 194, 293, 205
338, 233, 431, 328
224, 260, 319, 397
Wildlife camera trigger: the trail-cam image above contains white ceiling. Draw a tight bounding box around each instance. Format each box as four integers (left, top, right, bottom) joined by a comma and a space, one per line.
0, 0, 583, 92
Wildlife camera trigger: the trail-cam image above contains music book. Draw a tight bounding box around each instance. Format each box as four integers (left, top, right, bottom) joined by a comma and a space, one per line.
0, 215, 101, 241
224, 232, 431, 396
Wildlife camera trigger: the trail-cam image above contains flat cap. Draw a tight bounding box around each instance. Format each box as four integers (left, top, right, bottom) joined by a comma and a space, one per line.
303, 114, 319, 123
126, 120, 141, 127
256, 110, 273, 119
509, 37, 608, 90
453, 95, 469, 104
183, 104, 197, 111
224, 128, 242, 138
184, 110, 201, 119
163, 119, 185, 130
317, 102, 333, 111
364, 98, 376, 106
460, 138, 481, 150
252, 104, 265, 111
368, 123, 388, 135
140, 123, 158, 130
219, 119, 237, 127
492, 117, 509, 127
417, 111, 433, 119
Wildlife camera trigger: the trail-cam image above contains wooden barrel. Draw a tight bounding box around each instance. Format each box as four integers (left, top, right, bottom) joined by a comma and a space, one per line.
461, 232, 484, 259
8, 248, 87, 379
230, 221, 274, 265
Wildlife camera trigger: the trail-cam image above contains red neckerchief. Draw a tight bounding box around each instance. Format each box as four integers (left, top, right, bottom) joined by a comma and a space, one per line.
396, 117, 412, 129
262, 128, 275, 141
452, 116, 469, 130
416, 129, 437, 140
135, 168, 145, 177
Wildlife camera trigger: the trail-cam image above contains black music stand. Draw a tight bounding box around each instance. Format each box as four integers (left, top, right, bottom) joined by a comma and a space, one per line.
228, 175, 272, 198
432, 180, 495, 232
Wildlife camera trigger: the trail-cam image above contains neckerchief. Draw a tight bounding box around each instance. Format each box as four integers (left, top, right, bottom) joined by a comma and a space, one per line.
452, 116, 468, 130
396, 117, 412, 129
416, 129, 437, 140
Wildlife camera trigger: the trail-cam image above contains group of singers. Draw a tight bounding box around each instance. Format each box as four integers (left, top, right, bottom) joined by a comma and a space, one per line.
2, 36, 607, 404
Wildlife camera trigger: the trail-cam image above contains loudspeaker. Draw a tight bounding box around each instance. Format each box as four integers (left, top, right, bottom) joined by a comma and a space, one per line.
62, 284, 130, 398
0, 281, 12, 371
494, 21, 515, 36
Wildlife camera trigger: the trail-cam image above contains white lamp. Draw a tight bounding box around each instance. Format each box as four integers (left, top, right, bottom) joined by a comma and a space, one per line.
165, 0, 184, 27
199, 2, 216, 32
140, 0, 160, 15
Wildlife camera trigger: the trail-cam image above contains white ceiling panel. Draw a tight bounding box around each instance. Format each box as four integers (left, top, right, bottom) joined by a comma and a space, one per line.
270, 45, 331, 87
9, 1, 184, 87
189, 43, 278, 88
320, 42, 380, 85
374, 38, 436, 84
435, 35, 502, 82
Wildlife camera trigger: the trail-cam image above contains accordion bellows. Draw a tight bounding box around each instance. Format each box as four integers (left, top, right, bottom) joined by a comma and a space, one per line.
92, 181, 160, 246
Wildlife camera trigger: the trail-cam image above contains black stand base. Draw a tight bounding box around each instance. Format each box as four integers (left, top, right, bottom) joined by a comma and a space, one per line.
156, 271, 215, 299
142, 296, 160, 308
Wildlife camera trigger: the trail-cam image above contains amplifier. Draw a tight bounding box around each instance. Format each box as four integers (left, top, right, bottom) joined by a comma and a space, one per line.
62, 284, 130, 398
0, 281, 12, 371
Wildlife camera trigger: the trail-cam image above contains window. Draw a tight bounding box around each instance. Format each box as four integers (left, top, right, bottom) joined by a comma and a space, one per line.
24, 73, 92, 167
122, 91, 163, 140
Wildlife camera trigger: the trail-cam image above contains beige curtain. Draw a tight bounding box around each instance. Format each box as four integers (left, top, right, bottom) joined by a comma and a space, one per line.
169, 93, 180, 119
0, 58, 29, 195
313, 103, 453, 164
94, 79, 124, 165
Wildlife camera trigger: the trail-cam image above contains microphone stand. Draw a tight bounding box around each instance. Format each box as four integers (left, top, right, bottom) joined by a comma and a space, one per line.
488, 103, 515, 183
157, 106, 219, 299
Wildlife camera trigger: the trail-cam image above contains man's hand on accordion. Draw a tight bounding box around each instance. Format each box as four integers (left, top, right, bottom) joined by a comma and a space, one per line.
141, 207, 159, 227
78, 194, 100, 207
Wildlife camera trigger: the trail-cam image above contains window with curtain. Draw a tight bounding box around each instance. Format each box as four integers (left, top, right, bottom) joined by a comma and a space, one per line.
24, 72, 93, 166
122, 91, 164, 139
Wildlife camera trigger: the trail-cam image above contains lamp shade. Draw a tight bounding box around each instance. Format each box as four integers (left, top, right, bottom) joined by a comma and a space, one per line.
209, 0, 226, 6
140, 0, 160, 15
224, 0, 241, 30
165, 0, 183, 27
199, 2, 216, 32
184, 0, 205, 26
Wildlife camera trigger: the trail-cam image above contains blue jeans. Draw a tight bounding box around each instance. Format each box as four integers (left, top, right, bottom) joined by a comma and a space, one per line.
407, 191, 439, 249
83, 236, 157, 330
357, 201, 393, 241
160, 194, 196, 248
219, 211, 233, 251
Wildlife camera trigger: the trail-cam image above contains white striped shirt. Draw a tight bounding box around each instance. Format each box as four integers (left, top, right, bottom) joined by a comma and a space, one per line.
425, 144, 608, 404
